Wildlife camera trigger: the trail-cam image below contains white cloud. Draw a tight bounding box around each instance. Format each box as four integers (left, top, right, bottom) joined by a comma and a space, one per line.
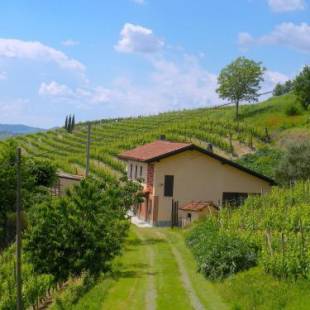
267, 0, 305, 12
0, 71, 7, 80
238, 22, 310, 53
62, 39, 80, 47
0, 39, 85, 71
38, 81, 74, 97
265, 70, 289, 85
38, 54, 222, 115
115, 23, 164, 54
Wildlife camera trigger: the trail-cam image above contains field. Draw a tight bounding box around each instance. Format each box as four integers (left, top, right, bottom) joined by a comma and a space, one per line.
1, 93, 308, 180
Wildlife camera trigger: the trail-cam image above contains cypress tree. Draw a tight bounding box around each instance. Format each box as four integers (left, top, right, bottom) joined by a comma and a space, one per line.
67, 115, 72, 133
72, 115, 75, 131
65, 115, 68, 130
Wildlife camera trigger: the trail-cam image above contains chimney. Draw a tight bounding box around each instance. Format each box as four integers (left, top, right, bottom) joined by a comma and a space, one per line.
160, 134, 166, 141
207, 143, 213, 152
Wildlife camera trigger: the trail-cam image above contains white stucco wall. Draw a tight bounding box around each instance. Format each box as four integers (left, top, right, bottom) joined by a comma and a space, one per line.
152, 149, 272, 225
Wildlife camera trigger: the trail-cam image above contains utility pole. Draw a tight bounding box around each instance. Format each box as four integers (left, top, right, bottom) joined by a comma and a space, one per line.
85, 123, 91, 177
16, 147, 23, 310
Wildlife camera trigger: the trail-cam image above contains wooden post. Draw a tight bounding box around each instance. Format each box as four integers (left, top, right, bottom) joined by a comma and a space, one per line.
85, 123, 91, 177
16, 147, 23, 310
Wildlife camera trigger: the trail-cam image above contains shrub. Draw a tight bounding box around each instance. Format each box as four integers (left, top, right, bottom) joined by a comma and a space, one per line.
275, 141, 310, 184
25, 176, 143, 282
186, 220, 259, 280
294, 65, 310, 110
285, 103, 301, 116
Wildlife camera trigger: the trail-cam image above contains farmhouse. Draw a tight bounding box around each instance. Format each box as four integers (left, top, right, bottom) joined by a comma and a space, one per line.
119, 139, 275, 226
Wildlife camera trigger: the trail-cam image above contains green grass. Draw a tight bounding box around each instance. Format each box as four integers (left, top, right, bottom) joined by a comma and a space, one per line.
52, 226, 227, 310
216, 267, 310, 310
51, 225, 310, 309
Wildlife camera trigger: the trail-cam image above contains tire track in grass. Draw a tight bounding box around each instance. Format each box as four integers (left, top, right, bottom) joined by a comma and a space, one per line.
156, 231, 205, 310
136, 228, 157, 310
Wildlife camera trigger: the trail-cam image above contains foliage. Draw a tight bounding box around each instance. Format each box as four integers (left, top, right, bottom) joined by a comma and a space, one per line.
197, 182, 310, 280
294, 65, 310, 109
25, 176, 143, 282
217, 57, 265, 119
236, 147, 283, 180
273, 80, 293, 96
275, 141, 310, 184
186, 220, 259, 280
0, 141, 56, 249
0, 245, 54, 310
51, 273, 97, 309
28, 158, 57, 187
285, 102, 301, 116
217, 267, 310, 310
64, 114, 75, 133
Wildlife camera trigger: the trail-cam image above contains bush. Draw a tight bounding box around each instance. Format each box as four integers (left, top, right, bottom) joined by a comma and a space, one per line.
25, 176, 143, 282
294, 65, 310, 110
186, 220, 259, 280
285, 102, 301, 116
236, 147, 283, 180
275, 141, 310, 184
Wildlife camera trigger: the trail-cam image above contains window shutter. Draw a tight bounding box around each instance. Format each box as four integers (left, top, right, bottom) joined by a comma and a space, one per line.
164, 175, 174, 197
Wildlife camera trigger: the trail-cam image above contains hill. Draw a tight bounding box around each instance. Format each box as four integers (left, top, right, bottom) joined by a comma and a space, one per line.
1, 93, 308, 179
0, 124, 43, 140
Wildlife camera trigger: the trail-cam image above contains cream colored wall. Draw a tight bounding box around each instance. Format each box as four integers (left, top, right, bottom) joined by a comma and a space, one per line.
126, 160, 148, 185
153, 150, 272, 224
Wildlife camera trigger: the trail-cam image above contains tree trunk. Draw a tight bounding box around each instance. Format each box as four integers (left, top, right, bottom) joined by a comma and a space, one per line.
235, 100, 239, 121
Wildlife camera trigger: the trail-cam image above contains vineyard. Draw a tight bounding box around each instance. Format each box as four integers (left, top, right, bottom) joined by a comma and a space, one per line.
1, 94, 305, 181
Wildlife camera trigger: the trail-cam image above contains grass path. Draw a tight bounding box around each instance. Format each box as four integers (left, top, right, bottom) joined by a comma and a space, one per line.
68, 226, 227, 310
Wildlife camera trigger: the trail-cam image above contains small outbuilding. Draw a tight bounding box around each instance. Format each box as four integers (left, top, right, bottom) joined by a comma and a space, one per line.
179, 201, 218, 226
51, 172, 83, 196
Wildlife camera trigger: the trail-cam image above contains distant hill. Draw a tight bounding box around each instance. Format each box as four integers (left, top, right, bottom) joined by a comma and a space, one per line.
0, 124, 43, 140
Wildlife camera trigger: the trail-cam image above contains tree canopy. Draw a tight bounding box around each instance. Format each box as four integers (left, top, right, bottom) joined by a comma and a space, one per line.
294, 65, 310, 110
0, 141, 56, 249
216, 57, 265, 120
25, 176, 143, 281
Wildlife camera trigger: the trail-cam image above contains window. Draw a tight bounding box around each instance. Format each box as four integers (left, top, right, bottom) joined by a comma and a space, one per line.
129, 164, 133, 179
164, 175, 174, 197
134, 165, 138, 179
140, 166, 143, 177
222, 192, 248, 207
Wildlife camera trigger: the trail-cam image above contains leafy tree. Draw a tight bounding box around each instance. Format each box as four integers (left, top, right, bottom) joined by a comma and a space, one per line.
0, 141, 56, 248
294, 65, 310, 109
28, 158, 57, 187
25, 176, 143, 282
217, 57, 265, 120
273, 80, 293, 96
275, 141, 310, 184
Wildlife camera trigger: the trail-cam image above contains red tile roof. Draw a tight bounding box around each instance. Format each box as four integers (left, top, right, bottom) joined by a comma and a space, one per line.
118, 140, 191, 162
118, 139, 276, 184
179, 201, 218, 212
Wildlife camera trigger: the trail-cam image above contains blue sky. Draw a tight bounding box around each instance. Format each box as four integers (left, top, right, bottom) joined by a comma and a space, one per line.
0, 0, 309, 128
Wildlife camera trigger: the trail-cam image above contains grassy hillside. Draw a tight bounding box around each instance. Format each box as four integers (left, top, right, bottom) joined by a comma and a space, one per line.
1, 93, 309, 179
